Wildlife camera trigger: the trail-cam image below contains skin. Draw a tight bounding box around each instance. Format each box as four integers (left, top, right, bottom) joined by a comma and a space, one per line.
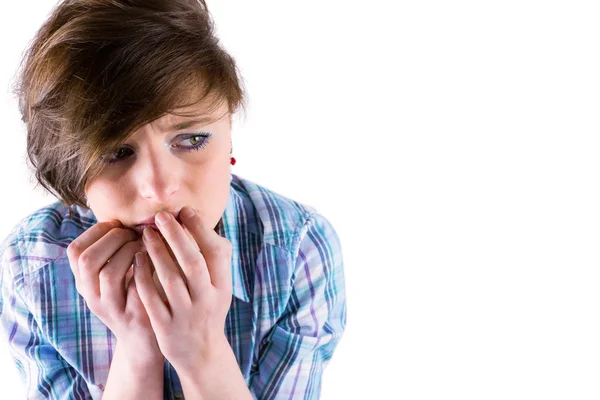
67, 99, 252, 399
84, 100, 232, 234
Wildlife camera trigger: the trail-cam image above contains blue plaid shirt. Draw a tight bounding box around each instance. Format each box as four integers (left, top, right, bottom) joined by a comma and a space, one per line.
0, 174, 346, 399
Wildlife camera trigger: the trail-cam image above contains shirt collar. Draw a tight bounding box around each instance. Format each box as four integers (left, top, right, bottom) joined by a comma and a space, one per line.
215, 184, 251, 303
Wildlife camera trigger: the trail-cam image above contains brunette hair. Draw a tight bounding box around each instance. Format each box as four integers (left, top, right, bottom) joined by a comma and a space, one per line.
12, 0, 247, 216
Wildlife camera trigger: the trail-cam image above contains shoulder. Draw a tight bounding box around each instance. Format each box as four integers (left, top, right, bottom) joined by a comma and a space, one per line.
231, 177, 346, 351
231, 174, 341, 258
231, 174, 321, 250
0, 201, 92, 277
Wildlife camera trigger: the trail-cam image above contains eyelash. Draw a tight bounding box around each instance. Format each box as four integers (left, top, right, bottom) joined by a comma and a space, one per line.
104, 133, 212, 165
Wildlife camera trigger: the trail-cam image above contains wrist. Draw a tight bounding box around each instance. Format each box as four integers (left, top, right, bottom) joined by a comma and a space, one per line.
104, 340, 165, 398
115, 335, 164, 369
175, 336, 252, 400
173, 335, 231, 378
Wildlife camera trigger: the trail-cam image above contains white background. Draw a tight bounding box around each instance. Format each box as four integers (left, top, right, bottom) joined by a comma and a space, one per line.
1, 0, 599, 399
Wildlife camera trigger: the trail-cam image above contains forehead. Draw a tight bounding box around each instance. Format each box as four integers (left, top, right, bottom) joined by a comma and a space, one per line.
150, 99, 230, 132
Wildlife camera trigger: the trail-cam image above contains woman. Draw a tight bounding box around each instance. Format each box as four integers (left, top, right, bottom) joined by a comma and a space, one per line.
0, 0, 346, 399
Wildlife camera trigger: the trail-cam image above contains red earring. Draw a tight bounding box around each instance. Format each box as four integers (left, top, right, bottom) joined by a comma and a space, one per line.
230, 156, 236, 166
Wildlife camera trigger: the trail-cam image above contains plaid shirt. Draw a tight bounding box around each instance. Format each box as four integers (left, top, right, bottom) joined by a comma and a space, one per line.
0, 174, 346, 399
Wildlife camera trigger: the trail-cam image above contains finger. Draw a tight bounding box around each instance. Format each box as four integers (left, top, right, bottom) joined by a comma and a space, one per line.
134, 252, 171, 326
125, 273, 142, 311
152, 269, 169, 304
154, 211, 209, 298
124, 266, 134, 292
142, 227, 191, 308
98, 240, 144, 313
77, 227, 139, 298
66, 220, 122, 283
180, 206, 232, 291
126, 268, 153, 325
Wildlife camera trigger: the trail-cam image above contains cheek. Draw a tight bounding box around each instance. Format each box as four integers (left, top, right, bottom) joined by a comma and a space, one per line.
185, 159, 230, 190
183, 166, 230, 228
85, 179, 131, 221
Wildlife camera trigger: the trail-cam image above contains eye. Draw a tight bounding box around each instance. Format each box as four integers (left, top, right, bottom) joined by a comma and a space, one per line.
101, 132, 212, 165
103, 146, 134, 164
172, 133, 212, 152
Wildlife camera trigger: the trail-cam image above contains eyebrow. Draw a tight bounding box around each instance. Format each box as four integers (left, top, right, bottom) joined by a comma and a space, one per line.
168, 118, 215, 131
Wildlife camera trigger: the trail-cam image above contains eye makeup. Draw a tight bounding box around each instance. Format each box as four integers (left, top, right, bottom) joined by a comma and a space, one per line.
102, 132, 213, 164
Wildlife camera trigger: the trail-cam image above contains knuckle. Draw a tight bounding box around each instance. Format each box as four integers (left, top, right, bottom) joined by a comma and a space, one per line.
98, 269, 120, 286
74, 281, 84, 296
76, 282, 92, 301
79, 275, 96, 293
213, 240, 232, 260
212, 247, 227, 261
85, 293, 98, 307
79, 252, 93, 270
109, 228, 132, 242
187, 263, 207, 280
100, 219, 115, 226
90, 221, 116, 238
67, 242, 80, 260
188, 254, 204, 268
161, 275, 180, 289
85, 297, 102, 314
101, 220, 122, 230
123, 240, 143, 254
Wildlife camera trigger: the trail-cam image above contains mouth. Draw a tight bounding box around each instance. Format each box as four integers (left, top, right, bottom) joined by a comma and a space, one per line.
133, 215, 183, 235
134, 223, 159, 235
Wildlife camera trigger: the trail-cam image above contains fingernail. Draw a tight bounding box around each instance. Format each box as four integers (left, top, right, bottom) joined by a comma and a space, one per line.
143, 226, 157, 241
135, 252, 145, 267
155, 211, 171, 226
181, 207, 195, 219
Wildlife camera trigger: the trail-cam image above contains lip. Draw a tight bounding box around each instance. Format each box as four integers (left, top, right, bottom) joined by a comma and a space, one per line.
137, 216, 157, 225
134, 223, 159, 234
136, 211, 181, 225
134, 211, 182, 233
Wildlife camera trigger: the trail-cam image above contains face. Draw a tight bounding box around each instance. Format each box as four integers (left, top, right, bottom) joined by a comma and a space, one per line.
84, 100, 232, 236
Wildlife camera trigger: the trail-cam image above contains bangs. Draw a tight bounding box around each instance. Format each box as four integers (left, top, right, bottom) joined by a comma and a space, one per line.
17, 0, 246, 213
82, 75, 230, 185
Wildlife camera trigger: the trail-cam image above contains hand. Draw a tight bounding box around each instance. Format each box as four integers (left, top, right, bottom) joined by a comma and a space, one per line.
66, 220, 163, 363
134, 206, 233, 371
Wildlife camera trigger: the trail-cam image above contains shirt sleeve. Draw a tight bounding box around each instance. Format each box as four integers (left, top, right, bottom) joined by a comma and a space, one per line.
249, 212, 347, 400
0, 239, 93, 400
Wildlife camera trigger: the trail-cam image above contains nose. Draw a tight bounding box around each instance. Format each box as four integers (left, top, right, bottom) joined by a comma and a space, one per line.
136, 152, 180, 203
